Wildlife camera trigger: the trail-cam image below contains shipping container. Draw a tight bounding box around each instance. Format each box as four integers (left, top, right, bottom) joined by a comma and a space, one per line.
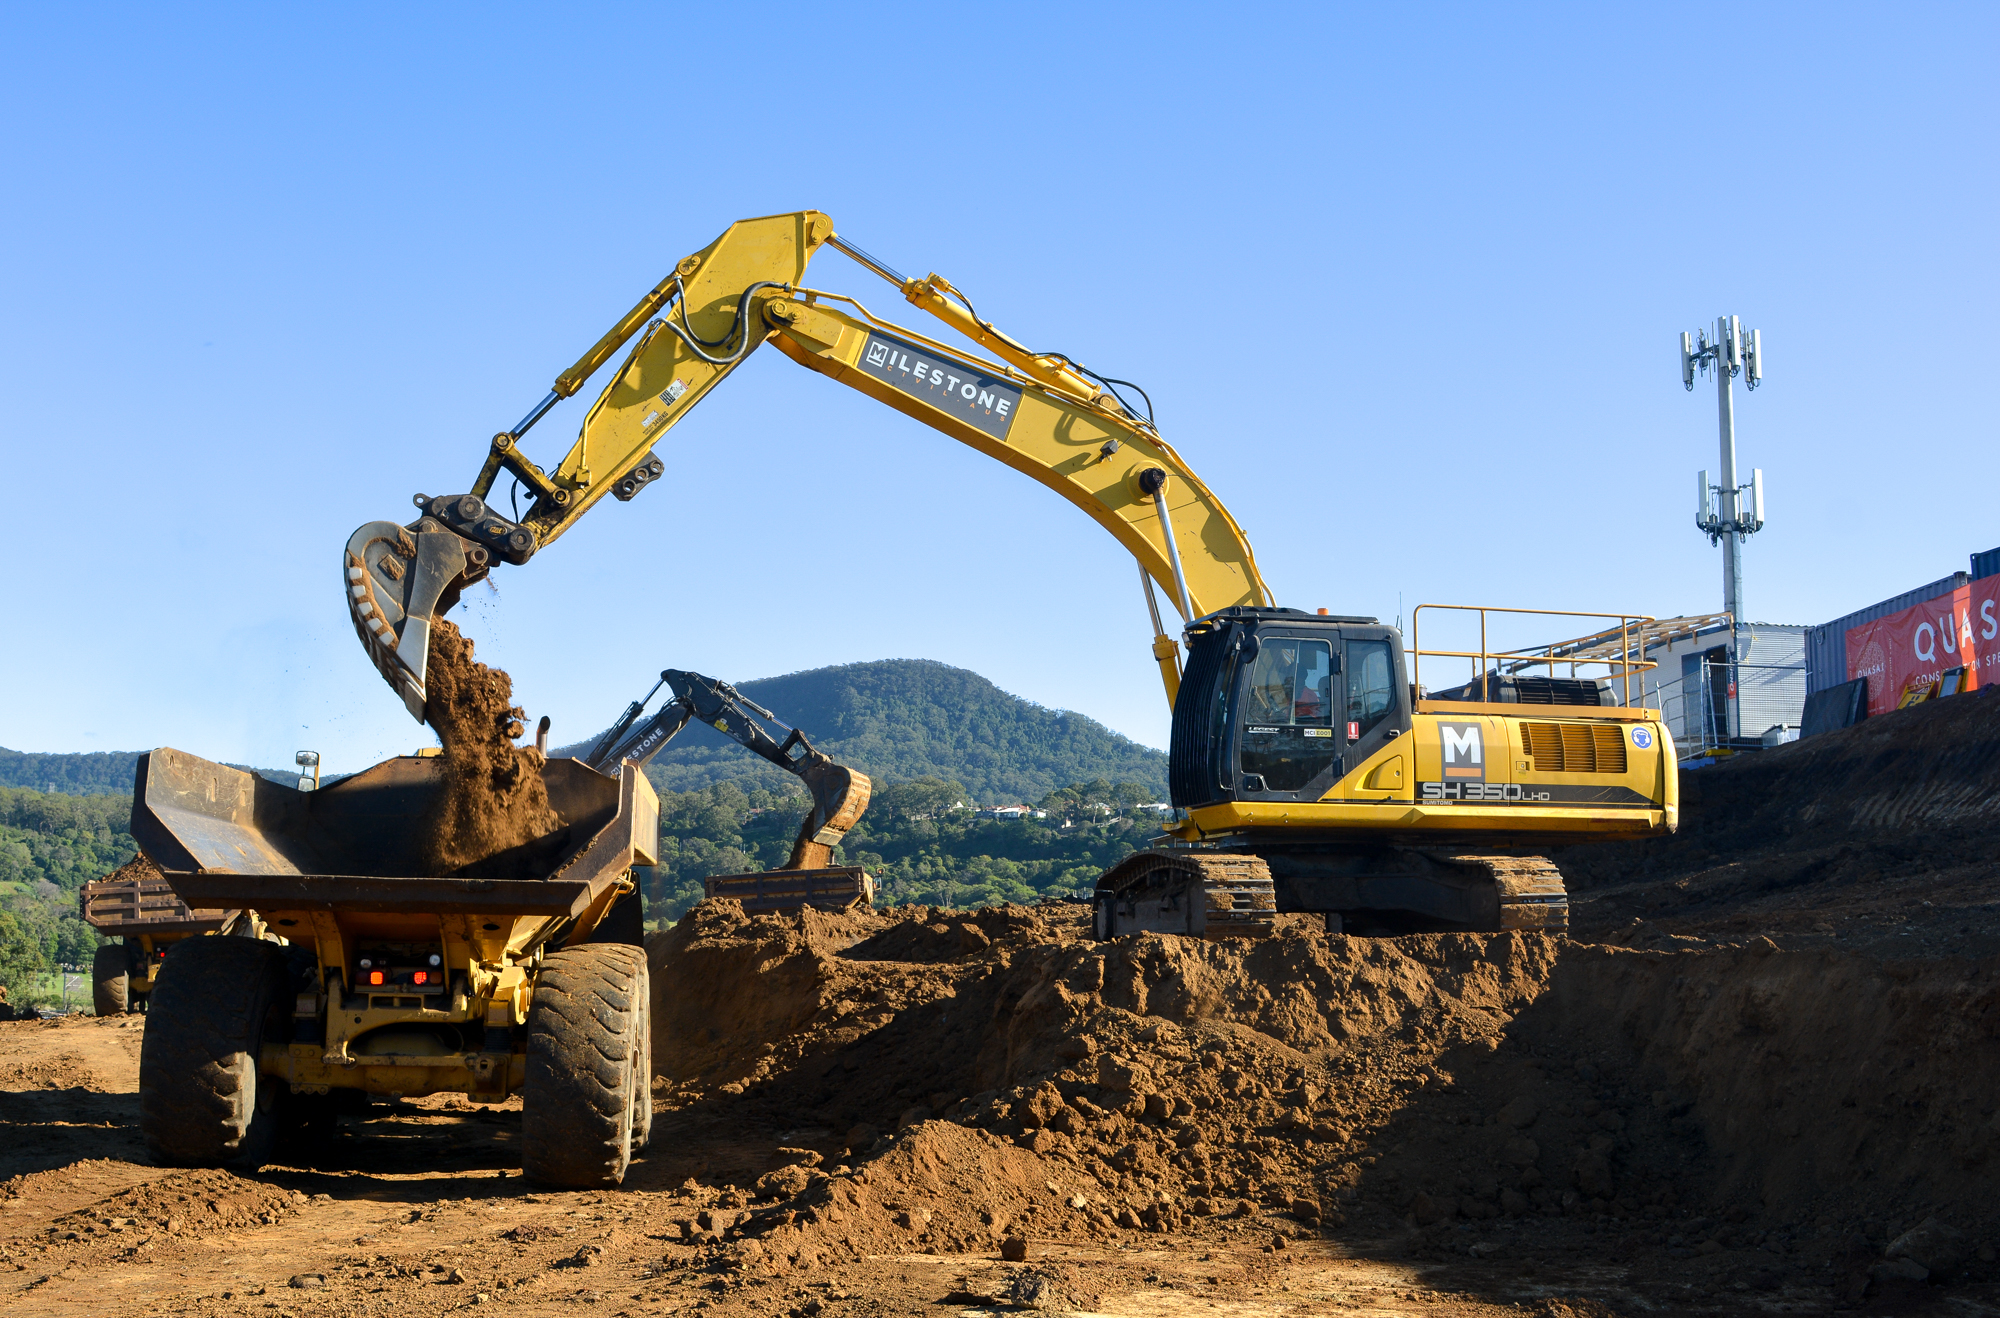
1974, 545, 2000, 582
1804, 572, 1968, 696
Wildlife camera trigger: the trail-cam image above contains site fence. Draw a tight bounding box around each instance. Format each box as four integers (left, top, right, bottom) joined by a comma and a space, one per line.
8, 965, 87, 1013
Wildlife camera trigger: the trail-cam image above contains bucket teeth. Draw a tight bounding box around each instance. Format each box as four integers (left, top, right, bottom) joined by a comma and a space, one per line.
343, 519, 476, 721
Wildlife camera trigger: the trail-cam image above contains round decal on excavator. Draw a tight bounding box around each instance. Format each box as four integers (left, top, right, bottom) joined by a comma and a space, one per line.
1631, 726, 1655, 750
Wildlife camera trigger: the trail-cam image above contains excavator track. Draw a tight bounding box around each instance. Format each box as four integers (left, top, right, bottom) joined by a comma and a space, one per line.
1092, 851, 1276, 941
1440, 853, 1570, 933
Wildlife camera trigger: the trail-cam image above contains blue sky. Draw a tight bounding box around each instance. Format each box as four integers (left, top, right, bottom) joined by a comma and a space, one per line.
2, 4, 1993, 778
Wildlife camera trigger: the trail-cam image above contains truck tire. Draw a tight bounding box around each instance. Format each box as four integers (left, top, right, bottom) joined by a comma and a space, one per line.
138, 936, 291, 1169
522, 943, 647, 1188
632, 982, 654, 1151
92, 943, 129, 1017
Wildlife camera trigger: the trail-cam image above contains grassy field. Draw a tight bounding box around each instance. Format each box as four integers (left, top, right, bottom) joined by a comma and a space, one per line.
5, 966, 88, 1012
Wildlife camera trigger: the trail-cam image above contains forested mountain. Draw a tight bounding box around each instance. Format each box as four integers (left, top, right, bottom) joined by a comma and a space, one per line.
0, 786, 133, 991
0, 748, 290, 795
0, 788, 136, 895
639, 774, 1165, 925
563, 659, 1167, 804
10, 660, 1165, 806
0, 748, 145, 796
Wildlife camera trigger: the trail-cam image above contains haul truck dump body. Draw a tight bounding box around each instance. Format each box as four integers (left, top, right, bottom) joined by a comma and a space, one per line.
132, 747, 660, 1187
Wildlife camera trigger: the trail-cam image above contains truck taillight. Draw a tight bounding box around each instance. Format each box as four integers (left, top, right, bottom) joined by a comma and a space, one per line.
412, 970, 429, 985
368, 970, 385, 986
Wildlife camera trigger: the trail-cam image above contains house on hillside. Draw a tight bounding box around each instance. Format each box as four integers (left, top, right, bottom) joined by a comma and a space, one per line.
975, 804, 1047, 820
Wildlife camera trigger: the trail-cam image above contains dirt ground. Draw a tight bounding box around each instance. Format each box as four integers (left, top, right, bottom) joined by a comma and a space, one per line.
3, 692, 1997, 1316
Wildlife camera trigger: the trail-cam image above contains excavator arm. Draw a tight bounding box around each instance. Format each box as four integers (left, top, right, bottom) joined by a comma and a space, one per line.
580, 669, 870, 872
345, 211, 1269, 721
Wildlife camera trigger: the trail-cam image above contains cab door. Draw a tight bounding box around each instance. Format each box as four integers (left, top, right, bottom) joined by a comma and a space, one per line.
1235, 631, 1345, 801
1339, 634, 1413, 799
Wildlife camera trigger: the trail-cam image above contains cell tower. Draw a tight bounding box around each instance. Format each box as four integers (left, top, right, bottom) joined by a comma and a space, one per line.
1681, 315, 1766, 624
1680, 315, 1766, 745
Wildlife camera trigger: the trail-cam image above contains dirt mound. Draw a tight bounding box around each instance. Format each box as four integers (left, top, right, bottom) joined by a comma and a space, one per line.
1559, 688, 2000, 948
1, 1169, 304, 1281
1527, 942, 2000, 1232
418, 619, 561, 878
649, 895, 1999, 1289
99, 851, 163, 885
41, 1168, 301, 1237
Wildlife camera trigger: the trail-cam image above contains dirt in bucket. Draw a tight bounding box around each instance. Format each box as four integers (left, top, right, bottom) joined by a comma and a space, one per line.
418, 618, 562, 878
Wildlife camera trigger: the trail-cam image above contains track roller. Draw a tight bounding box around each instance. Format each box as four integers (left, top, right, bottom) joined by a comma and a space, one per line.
1444, 853, 1570, 932
1092, 850, 1276, 941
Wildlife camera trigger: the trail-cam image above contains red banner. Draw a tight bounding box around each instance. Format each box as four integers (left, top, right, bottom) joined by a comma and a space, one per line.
1845, 577, 2000, 716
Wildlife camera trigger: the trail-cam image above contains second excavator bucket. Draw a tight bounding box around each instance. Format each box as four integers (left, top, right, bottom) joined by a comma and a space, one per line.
343, 514, 486, 720
786, 754, 872, 871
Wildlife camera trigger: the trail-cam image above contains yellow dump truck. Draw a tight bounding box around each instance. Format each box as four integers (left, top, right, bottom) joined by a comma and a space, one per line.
131, 746, 658, 1188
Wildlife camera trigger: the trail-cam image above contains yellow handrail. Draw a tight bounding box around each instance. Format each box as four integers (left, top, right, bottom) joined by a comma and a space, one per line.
1410, 604, 1659, 708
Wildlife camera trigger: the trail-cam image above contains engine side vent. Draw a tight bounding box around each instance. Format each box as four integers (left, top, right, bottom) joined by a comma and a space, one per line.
1521, 722, 1628, 774
1429, 673, 1610, 706
1513, 676, 1610, 706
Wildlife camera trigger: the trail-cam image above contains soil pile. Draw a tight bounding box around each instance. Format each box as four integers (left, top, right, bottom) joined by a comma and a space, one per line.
419, 619, 561, 878
34, 1168, 301, 1239
647, 898, 1998, 1289
1558, 686, 2000, 950
99, 851, 164, 886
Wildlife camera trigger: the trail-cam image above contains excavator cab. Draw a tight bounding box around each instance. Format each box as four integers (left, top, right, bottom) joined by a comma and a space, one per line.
1169, 608, 1412, 810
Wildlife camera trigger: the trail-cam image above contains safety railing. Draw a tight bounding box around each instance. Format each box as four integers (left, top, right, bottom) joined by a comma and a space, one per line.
1641, 662, 1808, 760
1410, 605, 1659, 708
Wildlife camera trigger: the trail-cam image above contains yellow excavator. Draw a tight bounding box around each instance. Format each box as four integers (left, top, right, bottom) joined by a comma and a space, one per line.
343, 211, 1676, 938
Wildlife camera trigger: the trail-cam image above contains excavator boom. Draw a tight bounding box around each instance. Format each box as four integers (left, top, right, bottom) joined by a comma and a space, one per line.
344, 211, 1266, 720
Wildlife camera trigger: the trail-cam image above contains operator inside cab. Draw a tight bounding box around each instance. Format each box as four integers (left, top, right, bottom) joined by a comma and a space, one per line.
1241, 640, 1339, 793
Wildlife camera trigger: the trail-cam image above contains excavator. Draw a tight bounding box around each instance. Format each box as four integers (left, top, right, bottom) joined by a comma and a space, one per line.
580, 666, 875, 916
343, 211, 1677, 939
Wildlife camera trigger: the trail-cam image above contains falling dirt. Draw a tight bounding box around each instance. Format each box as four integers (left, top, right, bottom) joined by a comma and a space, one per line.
418, 618, 562, 879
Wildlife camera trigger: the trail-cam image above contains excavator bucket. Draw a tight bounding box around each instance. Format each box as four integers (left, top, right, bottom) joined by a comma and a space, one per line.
343, 516, 485, 720
787, 758, 872, 871
702, 763, 874, 916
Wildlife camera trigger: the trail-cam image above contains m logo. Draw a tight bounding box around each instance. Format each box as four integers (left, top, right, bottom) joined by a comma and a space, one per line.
1439, 722, 1485, 781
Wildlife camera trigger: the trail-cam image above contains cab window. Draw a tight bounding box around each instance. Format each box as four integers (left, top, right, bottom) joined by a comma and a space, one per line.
1345, 639, 1396, 738
1245, 639, 1333, 727
1240, 637, 1338, 792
